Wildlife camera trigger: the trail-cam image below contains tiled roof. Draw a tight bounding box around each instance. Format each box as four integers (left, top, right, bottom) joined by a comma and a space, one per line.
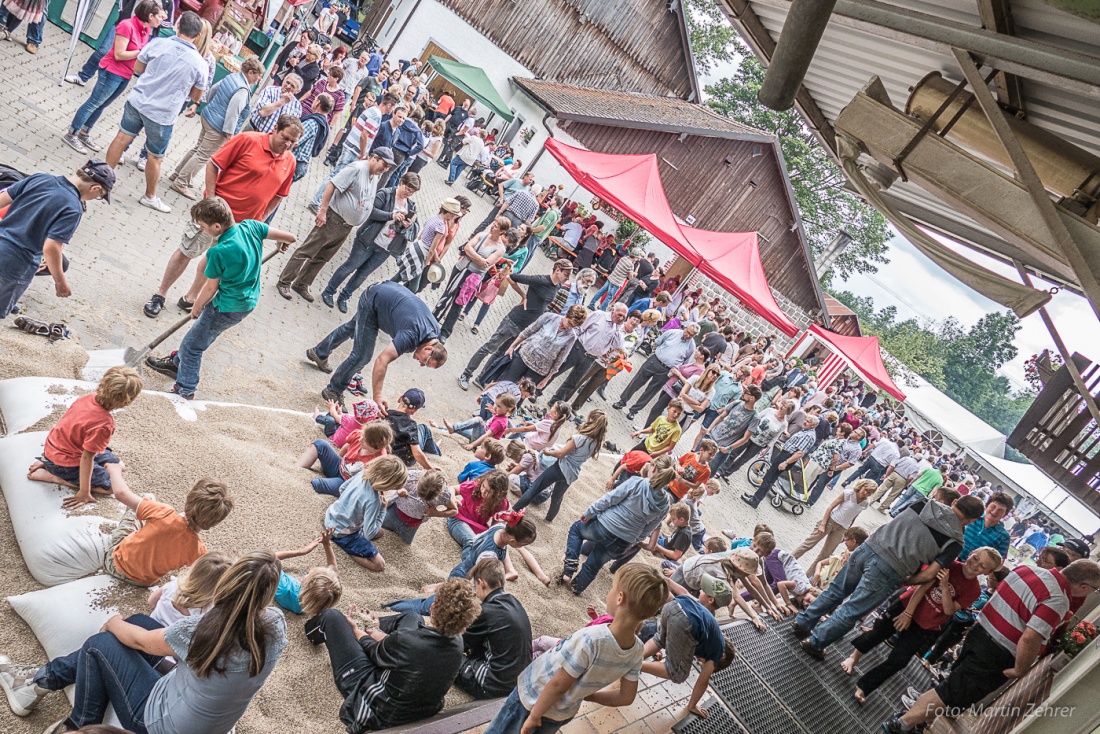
512, 77, 773, 141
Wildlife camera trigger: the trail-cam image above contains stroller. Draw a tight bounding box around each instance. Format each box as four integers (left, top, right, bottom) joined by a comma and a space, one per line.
747, 444, 812, 515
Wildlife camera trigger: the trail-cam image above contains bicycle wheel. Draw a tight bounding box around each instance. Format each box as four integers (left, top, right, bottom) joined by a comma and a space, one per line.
748, 459, 767, 488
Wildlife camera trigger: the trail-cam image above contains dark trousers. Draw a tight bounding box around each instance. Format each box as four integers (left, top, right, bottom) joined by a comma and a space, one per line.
616, 354, 670, 415
500, 354, 545, 387
512, 461, 569, 521
925, 613, 974, 664
323, 235, 391, 302
307, 608, 419, 699
571, 361, 610, 411
548, 342, 595, 404
851, 600, 940, 695
808, 469, 838, 505
563, 518, 630, 593
463, 313, 522, 381
313, 286, 384, 396
746, 449, 795, 505
712, 441, 761, 478
279, 209, 353, 288
846, 456, 886, 485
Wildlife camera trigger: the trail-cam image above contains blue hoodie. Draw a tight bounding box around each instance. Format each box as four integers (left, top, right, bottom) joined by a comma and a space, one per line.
585, 475, 670, 544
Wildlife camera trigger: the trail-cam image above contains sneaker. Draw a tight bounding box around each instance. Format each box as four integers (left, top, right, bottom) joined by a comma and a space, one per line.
0, 655, 46, 716
881, 713, 913, 734
307, 202, 320, 214
143, 293, 165, 318
321, 387, 345, 411
901, 687, 921, 710
470, 325, 479, 335
457, 312, 466, 322
136, 157, 147, 172
169, 383, 194, 400
740, 493, 759, 509
140, 195, 170, 213
321, 291, 335, 308
337, 296, 349, 314
43, 719, 76, 734
471, 377, 484, 390
76, 133, 101, 151
721, 529, 738, 539
306, 347, 332, 373
60, 133, 88, 154
458, 374, 469, 391
177, 296, 193, 312
63, 73, 85, 86
145, 353, 178, 378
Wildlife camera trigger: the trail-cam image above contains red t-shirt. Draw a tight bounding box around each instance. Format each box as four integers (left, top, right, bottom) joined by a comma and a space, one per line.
901, 560, 981, 631
44, 394, 115, 466
208, 132, 295, 222
620, 450, 652, 474
668, 452, 711, 500
435, 94, 455, 115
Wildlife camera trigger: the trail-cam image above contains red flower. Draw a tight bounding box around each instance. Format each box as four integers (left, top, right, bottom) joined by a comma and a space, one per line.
1071, 632, 1086, 644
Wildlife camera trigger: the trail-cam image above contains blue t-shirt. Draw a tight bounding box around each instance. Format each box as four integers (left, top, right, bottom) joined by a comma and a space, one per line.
274, 571, 302, 614
458, 460, 494, 482
365, 281, 440, 355
674, 595, 725, 664
0, 174, 83, 279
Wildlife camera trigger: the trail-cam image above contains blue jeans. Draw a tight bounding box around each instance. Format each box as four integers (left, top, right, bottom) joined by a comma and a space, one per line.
384, 594, 433, 616
0, 271, 33, 318
312, 145, 358, 206
313, 286, 385, 396
418, 424, 441, 455
172, 305, 250, 394
795, 544, 903, 650
78, 25, 116, 82
36, 614, 164, 732
381, 503, 419, 543
452, 417, 486, 442
312, 439, 342, 477
588, 280, 617, 310
322, 239, 390, 302
564, 518, 630, 593
0, 8, 43, 44
890, 486, 923, 517
71, 69, 129, 135
845, 457, 886, 486
447, 517, 476, 549
484, 688, 570, 734
447, 156, 468, 183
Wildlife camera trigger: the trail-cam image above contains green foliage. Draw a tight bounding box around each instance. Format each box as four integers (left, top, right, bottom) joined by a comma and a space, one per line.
615, 218, 651, 249
683, 0, 740, 74
704, 46, 890, 281
833, 290, 1035, 438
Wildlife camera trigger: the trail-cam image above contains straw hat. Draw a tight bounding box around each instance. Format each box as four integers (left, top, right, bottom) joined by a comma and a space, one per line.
441, 198, 461, 214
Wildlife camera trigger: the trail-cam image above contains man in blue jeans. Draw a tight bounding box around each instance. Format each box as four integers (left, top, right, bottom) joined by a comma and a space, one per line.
792, 494, 984, 660
0, 7, 44, 53
306, 280, 447, 409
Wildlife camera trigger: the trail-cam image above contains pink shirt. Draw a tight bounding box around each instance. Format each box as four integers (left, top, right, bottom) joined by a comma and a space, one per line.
331, 414, 361, 448
486, 414, 509, 439
100, 17, 151, 79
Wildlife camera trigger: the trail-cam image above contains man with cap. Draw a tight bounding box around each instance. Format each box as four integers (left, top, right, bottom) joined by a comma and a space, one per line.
0, 160, 113, 320
640, 574, 736, 720
1059, 538, 1090, 563
276, 149, 392, 300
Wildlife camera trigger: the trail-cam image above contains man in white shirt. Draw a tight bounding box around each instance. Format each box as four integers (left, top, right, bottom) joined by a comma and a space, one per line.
843, 436, 899, 487
869, 453, 923, 511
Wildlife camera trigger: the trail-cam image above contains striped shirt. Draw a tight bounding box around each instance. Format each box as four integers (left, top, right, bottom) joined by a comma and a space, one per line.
517, 623, 643, 721
978, 566, 1070, 654
781, 429, 817, 456
249, 85, 302, 133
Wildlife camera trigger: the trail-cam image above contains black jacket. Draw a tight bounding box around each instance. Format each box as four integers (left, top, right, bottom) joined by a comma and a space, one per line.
460, 589, 533, 697
353, 187, 418, 255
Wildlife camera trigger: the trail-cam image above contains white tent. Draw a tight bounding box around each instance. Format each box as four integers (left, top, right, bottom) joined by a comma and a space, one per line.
899, 372, 1007, 457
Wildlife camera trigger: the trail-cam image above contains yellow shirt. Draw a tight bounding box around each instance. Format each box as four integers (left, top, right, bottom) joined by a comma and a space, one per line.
644, 416, 682, 454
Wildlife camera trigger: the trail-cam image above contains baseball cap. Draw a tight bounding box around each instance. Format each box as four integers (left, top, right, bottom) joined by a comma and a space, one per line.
1059, 538, 1090, 558
371, 146, 396, 165
699, 572, 734, 607
81, 160, 115, 203
401, 388, 426, 409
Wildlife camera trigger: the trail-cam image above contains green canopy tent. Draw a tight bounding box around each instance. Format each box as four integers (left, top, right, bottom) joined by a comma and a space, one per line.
425, 55, 515, 123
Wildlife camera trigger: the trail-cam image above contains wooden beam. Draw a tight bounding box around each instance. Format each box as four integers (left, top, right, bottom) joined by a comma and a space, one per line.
975, 0, 1026, 115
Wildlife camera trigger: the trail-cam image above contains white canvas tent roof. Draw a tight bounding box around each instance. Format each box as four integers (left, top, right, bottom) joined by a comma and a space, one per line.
899, 373, 1007, 457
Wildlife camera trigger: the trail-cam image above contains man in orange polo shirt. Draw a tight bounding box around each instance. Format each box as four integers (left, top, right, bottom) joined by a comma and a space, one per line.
142, 114, 303, 318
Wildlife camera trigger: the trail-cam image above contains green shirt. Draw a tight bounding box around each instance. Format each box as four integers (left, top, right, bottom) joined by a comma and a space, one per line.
911, 468, 944, 497
532, 208, 560, 242
204, 220, 269, 313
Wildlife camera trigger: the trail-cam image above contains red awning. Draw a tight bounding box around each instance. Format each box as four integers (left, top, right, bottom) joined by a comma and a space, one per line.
544, 139, 799, 337
808, 324, 906, 401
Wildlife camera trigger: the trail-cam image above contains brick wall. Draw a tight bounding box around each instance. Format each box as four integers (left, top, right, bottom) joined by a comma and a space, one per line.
683, 270, 817, 353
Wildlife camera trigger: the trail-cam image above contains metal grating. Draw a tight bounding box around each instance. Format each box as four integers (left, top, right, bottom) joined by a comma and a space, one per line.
672, 698, 750, 734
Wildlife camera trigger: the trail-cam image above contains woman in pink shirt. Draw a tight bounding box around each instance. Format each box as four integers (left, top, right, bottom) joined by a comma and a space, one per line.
62, 0, 165, 153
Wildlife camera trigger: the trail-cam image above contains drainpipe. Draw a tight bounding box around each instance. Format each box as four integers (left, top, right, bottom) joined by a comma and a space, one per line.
388, 0, 424, 49
526, 111, 555, 171
758, 0, 838, 110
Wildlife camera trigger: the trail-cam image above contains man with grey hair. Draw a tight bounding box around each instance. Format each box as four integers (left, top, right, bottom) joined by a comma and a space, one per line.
742, 415, 820, 508
472, 173, 538, 234
548, 302, 629, 405
249, 73, 305, 134
613, 323, 700, 420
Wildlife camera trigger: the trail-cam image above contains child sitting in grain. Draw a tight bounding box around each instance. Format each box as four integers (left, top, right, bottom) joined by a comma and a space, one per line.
147, 550, 233, 627
459, 439, 507, 482
28, 366, 143, 509
382, 469, 457, 544
313, 398, 381, 447
434, 393, 517, 447
275, 529, 343, 618
811, 525, 868, 589
476, 378, 536, 419
610, 502, 693, 572
300, 420, 393, 497
448, 468, 511, 551
384, 388, 437, 470
683, 479, 720, 551
101, 462, 233, 587
325, 455, 408, 572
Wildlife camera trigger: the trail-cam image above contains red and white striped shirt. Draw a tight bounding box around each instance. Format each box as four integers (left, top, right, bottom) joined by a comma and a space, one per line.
978, 566, 1070, 654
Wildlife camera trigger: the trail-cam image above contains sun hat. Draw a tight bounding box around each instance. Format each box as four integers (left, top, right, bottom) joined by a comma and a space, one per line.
441, 197, 461, 214
351, 399, 381, 423
700, 572, 734, 607
426, 263, 446, 283
730, 547, 760, 575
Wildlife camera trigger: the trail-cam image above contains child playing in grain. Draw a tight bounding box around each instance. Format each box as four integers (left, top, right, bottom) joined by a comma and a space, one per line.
666, 439, 717, 501
628, 399, 683, 458
433, 392, 516, 447
275, 529, 343, 618
811, 526, 868, 589
313, 398, 381, 446
383, 388, 437, 470
301, 420, 393, 496
382, 468, 457, 544
145, 197, 297, 399
476, 378, 536, 419
484, 565, 668, 734
507, 401, 572, 499
683, 479, 720, 551
147, 550, 233, 627
460, 440, 507, 482
448, 469, 511, 550
27, 366, 143, 509
531, 605, 616, 659
512, 410, 609, 522
606, 449, 652, 489
101, 462, 233, 586
325, 455, 408, 572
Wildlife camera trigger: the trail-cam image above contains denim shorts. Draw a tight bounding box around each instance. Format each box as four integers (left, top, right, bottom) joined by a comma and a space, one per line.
332, 530, 378, 559
41, 449, 120, 489
119, 101, 174, 158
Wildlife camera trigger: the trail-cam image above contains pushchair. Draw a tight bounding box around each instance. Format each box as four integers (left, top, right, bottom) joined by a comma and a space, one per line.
747, 444, 812, 515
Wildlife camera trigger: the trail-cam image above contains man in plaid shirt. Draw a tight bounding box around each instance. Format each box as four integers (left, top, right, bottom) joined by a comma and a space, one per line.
741, 416, 820, 508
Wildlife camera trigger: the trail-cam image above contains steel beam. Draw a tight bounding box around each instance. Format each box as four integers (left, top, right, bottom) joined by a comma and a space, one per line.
758, 0, 838, 110
952, 48, 1100, 322
748, 0, 1100, 98
975, 0, 1026, 115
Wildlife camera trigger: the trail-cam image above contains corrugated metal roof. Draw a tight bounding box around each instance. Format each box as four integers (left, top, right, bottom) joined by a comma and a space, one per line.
725, 0, 1100, 290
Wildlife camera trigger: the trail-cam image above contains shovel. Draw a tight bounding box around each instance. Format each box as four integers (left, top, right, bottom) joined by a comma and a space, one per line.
83, 248, 282, 381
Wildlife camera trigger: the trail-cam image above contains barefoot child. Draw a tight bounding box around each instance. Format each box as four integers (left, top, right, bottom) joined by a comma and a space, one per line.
483, 565, 668, 734
28, 366, 143, 508
325, 455, 408, 572
512, 410, 608, 522
145, 197, 297, 399
300, 420, 393, 496
101, 462, 234, 586
433, 392, 516, 447
148, 550, 233, 626
275, 529, 343, 617
313, 398, 381, 446
382, 469, 456, 544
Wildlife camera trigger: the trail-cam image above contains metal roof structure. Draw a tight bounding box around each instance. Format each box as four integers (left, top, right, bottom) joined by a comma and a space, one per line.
718, 0, 1100, 296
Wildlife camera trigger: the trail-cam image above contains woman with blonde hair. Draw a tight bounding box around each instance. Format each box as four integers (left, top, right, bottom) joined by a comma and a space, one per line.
513, 409, 608, 522
1, 552, 287, 733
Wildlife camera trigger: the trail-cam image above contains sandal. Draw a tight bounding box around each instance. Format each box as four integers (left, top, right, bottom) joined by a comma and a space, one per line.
14, 316, 50, 337
48, 323, 70, 340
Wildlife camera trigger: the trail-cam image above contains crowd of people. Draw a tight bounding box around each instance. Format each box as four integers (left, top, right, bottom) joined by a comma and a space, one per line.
0, 8, 1098, 734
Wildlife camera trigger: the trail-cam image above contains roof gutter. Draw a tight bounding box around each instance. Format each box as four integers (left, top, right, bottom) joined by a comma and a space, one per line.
511, 78, 557, 171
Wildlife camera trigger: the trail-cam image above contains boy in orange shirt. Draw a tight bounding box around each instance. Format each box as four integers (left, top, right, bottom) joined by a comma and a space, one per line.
101, 462, 234, 586
27, 366, 143, 509
666, 439, 717, 500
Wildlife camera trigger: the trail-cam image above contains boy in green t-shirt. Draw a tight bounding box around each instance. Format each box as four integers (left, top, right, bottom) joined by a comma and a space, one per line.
629, 398, 684, 458
146, 197, 295, 398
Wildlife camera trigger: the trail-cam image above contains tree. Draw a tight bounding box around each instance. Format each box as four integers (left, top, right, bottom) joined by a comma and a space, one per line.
704, 47, 891, 282
683, 0, 740, 74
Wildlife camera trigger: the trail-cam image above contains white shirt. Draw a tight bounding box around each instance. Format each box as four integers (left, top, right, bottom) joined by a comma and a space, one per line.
830, 488, 870, 528
870, 438, 900, 466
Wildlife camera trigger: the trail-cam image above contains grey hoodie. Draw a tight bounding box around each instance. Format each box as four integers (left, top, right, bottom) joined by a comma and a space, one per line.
865, 499, 965, 578
585, 475, 671, 544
